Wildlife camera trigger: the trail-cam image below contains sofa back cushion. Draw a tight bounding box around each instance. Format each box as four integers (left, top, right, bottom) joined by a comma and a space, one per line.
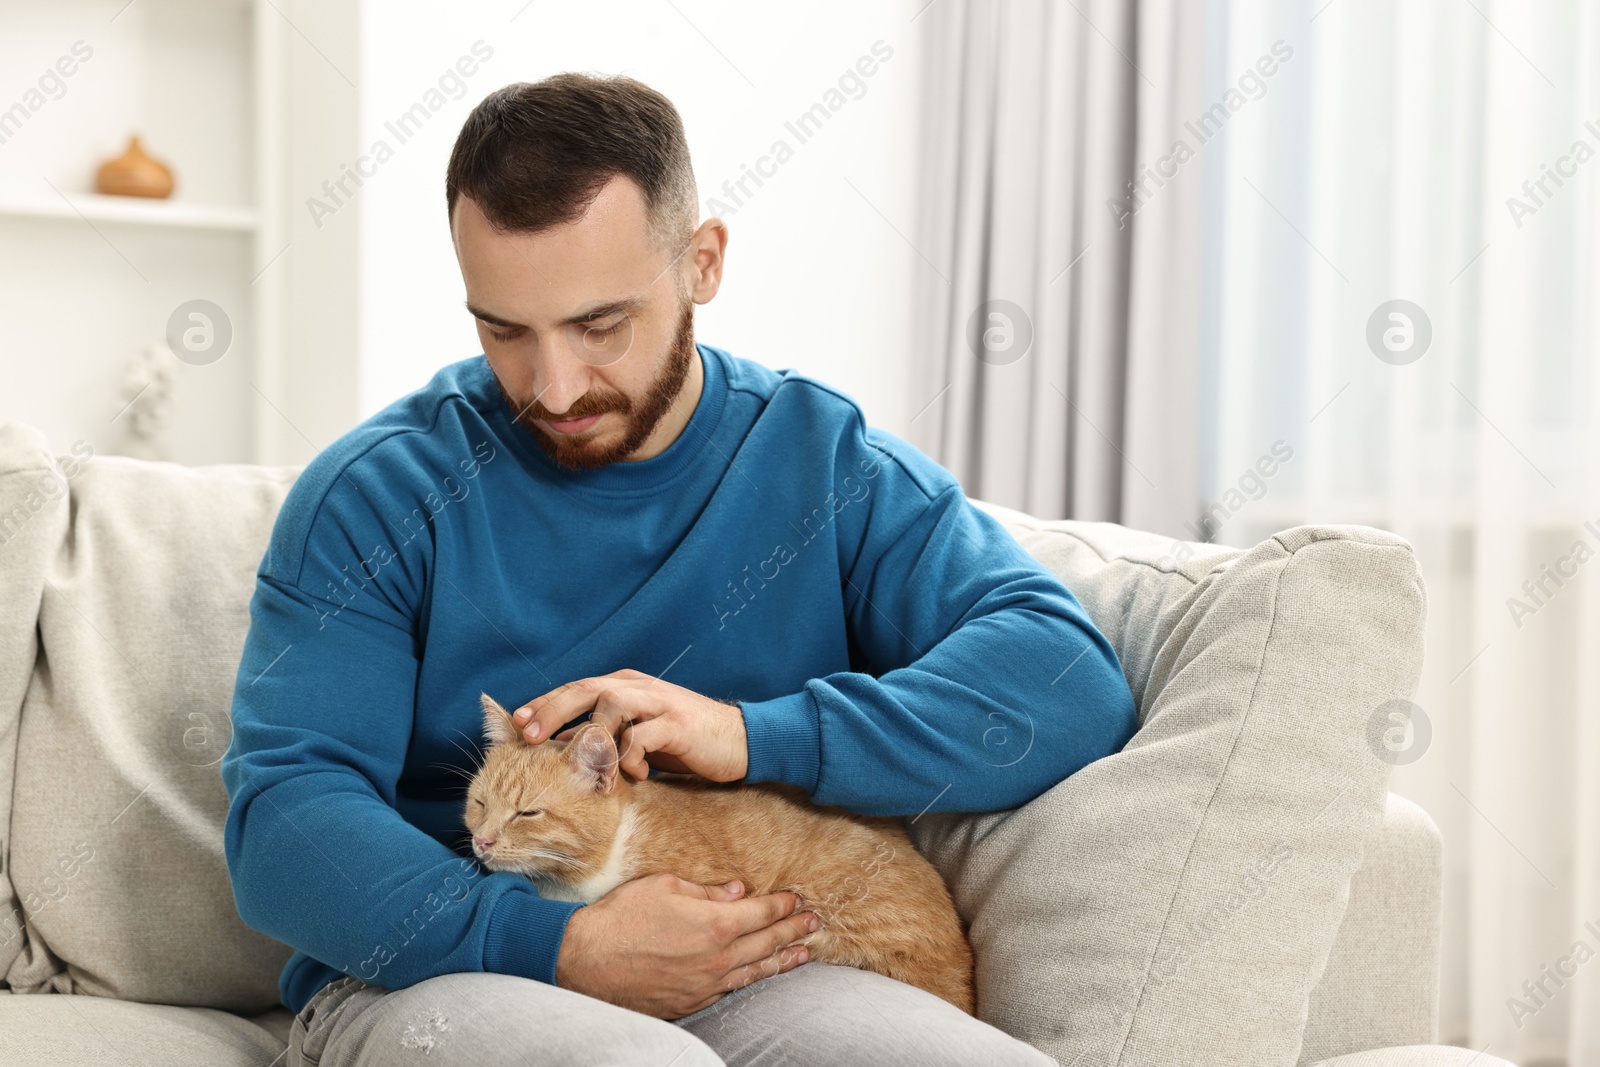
907, 501, 1426, 1066
0, 424, 299, 1011
0, 425, 75, 983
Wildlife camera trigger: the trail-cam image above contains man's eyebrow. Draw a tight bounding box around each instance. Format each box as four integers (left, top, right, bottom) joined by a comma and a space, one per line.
556, 297, 647, 327
464, 303, 523, 329
464, 296, 647, 330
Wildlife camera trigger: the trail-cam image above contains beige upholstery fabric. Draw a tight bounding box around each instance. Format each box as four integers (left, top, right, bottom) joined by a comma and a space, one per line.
1301, 794, 1444, 1063
1310, 1048, 1516, 1067
0, 425, 73, 983
0, 424, 298, 1010
908, 502, 1429, 1067
0, 992, 288, 1065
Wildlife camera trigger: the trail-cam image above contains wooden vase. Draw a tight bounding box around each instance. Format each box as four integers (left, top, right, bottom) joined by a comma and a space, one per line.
95, 134, 175, 199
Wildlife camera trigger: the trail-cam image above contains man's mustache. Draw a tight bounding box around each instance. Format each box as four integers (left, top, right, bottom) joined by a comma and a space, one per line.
507, 392, 629, 422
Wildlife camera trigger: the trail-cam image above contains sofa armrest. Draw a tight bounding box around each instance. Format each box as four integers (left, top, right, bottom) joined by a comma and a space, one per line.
1300, 793, 1442, 1064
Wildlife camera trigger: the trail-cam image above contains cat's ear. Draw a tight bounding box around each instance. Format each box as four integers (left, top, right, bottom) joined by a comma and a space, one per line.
480, 692, 523, 749
564, 722, 619, 794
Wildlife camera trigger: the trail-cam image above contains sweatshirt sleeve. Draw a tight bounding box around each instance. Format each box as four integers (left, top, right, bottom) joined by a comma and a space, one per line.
221, 473, 583, 994
739, 432, 1138, 818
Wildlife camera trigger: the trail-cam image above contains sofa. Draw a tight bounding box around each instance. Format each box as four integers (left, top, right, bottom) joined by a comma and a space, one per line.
0, 420, 1514, 1067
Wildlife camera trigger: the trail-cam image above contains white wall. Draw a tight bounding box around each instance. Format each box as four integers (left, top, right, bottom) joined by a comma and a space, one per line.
354, 0, 923, 437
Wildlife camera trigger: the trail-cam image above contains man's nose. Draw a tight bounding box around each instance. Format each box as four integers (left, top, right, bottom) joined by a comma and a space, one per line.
530, 346, 593, 415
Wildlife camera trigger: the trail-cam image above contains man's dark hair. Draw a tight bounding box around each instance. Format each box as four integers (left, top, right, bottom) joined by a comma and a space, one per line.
446, 72, 697, 251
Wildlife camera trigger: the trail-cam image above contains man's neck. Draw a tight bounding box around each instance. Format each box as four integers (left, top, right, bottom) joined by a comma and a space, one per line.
624, 341, 704, 462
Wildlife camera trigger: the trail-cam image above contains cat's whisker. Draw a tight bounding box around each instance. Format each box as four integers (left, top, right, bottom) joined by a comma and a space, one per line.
520, 782, 556, 810
427, 762, 477, 783
524, 848, 595, 873
446, 731, 486, 766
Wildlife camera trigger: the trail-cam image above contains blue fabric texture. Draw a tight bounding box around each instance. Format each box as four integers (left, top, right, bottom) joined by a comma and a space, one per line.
220, 343, 1137, 1014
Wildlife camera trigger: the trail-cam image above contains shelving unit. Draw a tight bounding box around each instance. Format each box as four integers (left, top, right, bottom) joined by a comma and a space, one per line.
0, 0, 359, 467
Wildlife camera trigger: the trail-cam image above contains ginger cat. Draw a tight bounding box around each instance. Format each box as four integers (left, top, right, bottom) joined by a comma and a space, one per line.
465, 694, 975, 1014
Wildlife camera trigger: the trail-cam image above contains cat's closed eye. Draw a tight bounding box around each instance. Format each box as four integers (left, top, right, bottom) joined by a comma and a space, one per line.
516, 809, 543, 819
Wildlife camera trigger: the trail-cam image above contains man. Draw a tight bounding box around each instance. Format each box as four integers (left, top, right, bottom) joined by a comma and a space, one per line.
222, 72, 1137, 1066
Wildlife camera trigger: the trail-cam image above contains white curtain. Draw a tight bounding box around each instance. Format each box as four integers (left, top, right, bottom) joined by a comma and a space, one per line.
910, 0, 1210, 533
917, 0, 1600, 1062
1203, 2, 1599, 1063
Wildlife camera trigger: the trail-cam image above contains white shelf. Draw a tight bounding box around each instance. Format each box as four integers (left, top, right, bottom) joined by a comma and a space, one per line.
0, 192, 258, 233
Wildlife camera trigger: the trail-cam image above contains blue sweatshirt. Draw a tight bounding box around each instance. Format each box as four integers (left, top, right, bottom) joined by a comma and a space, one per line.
221, 342, 1136, 1014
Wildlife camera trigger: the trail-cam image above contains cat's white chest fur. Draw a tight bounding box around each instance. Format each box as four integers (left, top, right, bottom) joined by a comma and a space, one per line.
532, 806, 636, 905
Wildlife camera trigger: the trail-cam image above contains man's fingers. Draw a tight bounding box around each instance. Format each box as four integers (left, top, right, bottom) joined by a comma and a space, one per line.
720, 944, 810, 992
617, 717, 673, 780
705, 880, 745, 902
726, 909, 818, 971
697, 879, 747, 903
573, 692, 665, 756
670, 874, 746, 902
585, 702, 636, 747
718, 890, 803, 939
512, 679, 593, 743
513, 673, 643, 743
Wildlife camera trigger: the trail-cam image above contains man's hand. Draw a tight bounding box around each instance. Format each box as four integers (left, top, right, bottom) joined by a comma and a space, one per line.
555, 873, 817, 1019
512, 669, 749, 782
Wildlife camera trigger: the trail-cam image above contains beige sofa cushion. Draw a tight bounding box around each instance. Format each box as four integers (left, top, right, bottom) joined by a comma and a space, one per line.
0, 425, 74, 983
908, 502, 1428, 1067
0, 425, 298, 1010
0, 993, 287, 1066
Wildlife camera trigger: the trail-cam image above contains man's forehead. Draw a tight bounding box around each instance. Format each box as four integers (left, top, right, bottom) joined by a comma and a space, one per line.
454, 179, 666, 321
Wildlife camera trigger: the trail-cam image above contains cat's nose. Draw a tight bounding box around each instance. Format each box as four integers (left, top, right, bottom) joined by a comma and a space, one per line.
474, 835, 495, 852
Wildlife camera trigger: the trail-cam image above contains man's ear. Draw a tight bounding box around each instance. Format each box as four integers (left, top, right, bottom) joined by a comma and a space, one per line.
563, 723, 619, 794
480, 693, 522, 749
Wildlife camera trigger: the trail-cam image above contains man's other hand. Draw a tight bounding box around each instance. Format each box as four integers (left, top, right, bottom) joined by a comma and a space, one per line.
554, 873, 817, 1018
512, 669, 750, 782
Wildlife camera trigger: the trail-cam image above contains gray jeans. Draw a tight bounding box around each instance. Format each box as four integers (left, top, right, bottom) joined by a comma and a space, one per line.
287, 963, 1055, 1066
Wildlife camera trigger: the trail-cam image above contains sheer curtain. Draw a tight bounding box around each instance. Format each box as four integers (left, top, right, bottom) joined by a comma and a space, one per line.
916, 0, 1599, 1062
1203, 2, 1600, 1063
909, 0, 1210, 533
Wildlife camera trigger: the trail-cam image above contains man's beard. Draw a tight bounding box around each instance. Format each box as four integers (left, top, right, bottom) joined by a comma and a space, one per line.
494, 295, 696, 471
